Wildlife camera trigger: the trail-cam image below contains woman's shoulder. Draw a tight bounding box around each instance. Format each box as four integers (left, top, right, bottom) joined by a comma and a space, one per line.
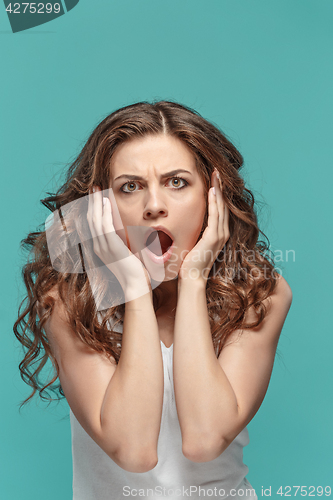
233, 273, 292, 334
273, 273, 293, 303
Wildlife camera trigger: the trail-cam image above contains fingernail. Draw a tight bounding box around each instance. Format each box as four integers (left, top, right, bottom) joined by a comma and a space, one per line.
212, 187, 216, 195
103, 197, 107, 206
92, 186, 95, 193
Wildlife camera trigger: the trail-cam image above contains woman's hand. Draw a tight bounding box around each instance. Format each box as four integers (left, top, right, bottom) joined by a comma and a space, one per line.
178, 169, 230, 283
87, 186, 152, 301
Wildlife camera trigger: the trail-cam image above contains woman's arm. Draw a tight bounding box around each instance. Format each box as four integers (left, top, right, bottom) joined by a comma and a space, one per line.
40, 287, 163, 473
173, 274, 293, 463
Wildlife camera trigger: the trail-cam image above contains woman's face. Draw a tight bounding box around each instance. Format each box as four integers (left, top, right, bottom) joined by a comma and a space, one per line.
109, 134, 207, 281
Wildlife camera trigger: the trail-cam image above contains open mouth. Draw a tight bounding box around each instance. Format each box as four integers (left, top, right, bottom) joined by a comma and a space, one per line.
146, 230, 173, 256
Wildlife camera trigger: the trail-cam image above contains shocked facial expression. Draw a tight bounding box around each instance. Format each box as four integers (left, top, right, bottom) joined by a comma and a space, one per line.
109, 134, 207, 281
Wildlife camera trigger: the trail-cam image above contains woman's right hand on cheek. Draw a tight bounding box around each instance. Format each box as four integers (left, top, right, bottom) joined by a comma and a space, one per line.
86, 186, 152, 301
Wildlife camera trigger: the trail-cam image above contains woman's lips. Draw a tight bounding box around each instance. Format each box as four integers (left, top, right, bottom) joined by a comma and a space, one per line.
145, 230, 175, 264
145, 240, 175, 264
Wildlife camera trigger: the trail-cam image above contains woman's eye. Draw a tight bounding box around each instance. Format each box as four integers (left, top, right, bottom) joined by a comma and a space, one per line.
168, 177, 187, 189
121, 181, 138, 193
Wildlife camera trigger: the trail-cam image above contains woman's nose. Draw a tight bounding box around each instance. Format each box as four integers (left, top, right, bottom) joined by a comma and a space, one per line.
143, 189, 168, 219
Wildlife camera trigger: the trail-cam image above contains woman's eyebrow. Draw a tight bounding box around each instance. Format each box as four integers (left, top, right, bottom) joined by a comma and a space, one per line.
113, 169, 193, 182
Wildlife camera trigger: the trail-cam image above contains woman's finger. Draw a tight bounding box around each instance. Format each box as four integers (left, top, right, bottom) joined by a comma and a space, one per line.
204, 186, 219, 242
102, 197, 122, 252
88, 186, 109, 257
223, 204, 230, 243
214, 170, 225, 242
92, 187, 104, 239
87, 187, 97, 240
211, 171, 220, 237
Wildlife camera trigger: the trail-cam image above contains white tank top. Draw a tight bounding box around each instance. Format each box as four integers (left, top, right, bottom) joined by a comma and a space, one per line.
70, 317, 258, 500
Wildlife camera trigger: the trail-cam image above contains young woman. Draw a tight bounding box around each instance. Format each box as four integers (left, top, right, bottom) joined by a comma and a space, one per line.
14, 101, 293, 500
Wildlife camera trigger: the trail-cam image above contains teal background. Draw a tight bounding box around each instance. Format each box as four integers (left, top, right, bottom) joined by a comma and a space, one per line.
1, 1, 332, 499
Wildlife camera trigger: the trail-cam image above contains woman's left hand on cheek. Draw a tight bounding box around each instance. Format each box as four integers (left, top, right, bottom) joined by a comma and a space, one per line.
179, 168, 230, 283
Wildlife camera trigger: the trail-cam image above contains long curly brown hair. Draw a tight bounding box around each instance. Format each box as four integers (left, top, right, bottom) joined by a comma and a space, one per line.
13, 100, 279, 409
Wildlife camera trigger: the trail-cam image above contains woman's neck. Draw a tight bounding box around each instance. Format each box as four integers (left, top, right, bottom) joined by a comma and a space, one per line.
152, 277, 179, 314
